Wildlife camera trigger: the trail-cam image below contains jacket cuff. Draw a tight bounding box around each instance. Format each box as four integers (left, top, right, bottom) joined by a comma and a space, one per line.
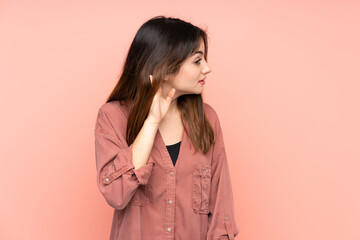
101, 143, 154, 186
132, 156, 155, 185
128, 143, 155, 185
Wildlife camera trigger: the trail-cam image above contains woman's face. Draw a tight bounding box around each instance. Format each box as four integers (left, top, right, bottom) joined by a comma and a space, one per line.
164, 40, 212, 97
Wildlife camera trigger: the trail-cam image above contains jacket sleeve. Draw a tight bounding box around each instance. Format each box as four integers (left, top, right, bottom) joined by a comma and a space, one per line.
94, 108, 155, 210
206, 116, 240, 240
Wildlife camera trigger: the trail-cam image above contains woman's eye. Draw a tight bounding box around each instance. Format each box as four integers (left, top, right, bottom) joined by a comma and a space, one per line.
195, 59, 201, 65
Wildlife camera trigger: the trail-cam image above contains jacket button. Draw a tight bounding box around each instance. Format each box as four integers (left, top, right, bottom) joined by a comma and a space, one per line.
167, 227, 171, 232
170, 171, 174, 176
168, 200, 173, 205
225, 216, 229, 221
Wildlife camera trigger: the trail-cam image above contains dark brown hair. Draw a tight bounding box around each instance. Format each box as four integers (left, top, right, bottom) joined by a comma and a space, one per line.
106, 15, 214, 154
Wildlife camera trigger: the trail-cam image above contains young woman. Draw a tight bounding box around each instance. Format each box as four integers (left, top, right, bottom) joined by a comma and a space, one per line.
94, 15, 239, 240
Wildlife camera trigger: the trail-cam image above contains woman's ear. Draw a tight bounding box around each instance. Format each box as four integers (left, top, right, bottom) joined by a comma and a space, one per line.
149, 73, 171, 83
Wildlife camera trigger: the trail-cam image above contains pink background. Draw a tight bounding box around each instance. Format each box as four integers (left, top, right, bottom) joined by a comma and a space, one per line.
1, 0, 359, 239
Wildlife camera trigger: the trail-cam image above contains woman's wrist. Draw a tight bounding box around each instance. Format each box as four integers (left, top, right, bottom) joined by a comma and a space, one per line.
144, 118, 160, 129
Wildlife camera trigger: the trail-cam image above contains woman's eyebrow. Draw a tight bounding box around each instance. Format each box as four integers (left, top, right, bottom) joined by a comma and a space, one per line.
191, 50, 204, 56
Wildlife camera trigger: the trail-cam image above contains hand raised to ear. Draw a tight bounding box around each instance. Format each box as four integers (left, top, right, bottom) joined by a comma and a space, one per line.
146, 75, 176, 125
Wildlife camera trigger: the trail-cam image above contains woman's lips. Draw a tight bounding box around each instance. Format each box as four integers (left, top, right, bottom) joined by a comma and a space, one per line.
198, 79, 205, 85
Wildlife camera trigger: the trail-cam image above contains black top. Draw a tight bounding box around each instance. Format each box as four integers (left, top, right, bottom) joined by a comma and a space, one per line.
165, 141, 181, 166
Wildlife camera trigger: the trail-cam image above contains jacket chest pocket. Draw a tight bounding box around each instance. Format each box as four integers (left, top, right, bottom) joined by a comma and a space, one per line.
192, 163, 212, 214
130, 184, 152, 206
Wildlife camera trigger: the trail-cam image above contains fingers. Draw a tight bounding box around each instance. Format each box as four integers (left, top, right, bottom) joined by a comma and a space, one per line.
149, 75, 175, 103
165, 88, 176, 102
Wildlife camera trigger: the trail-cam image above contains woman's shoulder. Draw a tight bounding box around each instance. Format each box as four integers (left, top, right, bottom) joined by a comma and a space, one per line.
203, 102, 220, 124
97, 100, 220, 126
95, 101, 131, 134
203, 102, 225, 153
98, 100, 130, 117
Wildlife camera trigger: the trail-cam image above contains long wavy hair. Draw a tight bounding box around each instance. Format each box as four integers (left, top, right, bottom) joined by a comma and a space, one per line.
106, 15, 214, 154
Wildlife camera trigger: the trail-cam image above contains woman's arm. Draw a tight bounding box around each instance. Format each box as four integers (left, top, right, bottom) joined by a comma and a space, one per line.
132, 119, 159, 170
206, 115, 240, 240
94, 108, 158, 210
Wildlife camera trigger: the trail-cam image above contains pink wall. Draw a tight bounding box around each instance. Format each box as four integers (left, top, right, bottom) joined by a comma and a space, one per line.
1, 0, 359, 239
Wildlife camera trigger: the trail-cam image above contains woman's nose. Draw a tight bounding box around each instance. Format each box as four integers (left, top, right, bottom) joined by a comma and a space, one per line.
203, 63, 211, 74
